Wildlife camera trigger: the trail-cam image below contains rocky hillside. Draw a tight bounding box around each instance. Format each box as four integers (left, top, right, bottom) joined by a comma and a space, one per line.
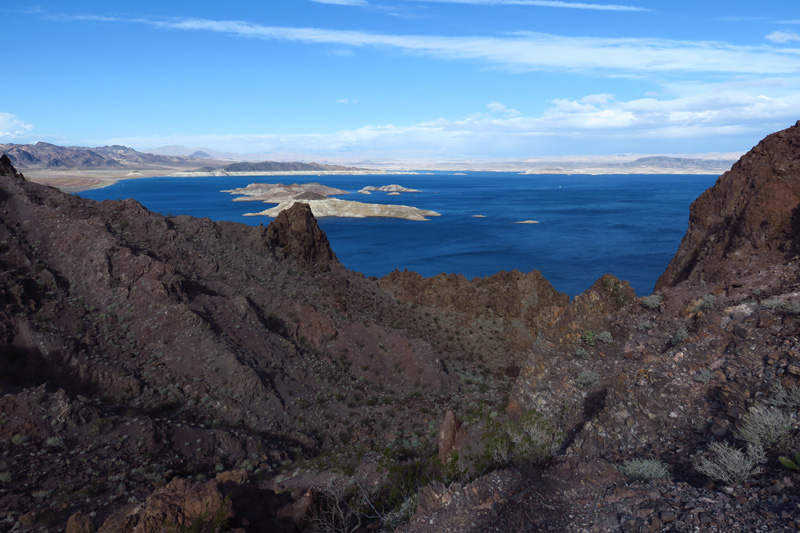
3, 121, 800, 532
398, 124, 800, 531
0, 153, 563, 531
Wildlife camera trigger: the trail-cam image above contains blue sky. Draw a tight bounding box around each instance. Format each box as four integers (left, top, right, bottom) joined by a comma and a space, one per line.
2, 1, 800, 160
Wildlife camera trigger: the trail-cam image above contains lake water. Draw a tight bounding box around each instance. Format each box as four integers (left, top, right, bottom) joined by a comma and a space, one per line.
77, 172, 718, 297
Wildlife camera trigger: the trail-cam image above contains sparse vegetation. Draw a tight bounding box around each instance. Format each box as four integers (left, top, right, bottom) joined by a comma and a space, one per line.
596, 330, 613, 344
617, 458, 670, 481
693, 442, 765, 486
767, 383, 800, 408
671, 326, 689, 345
733, 405, 793, 449
480, 410, 561, 469
693, 368, 715, 383
574, 347, 590, 360
637, 320, 652, 331
581, 331, 596, 347
641, 294, 662, 309
575, 370, 600, 390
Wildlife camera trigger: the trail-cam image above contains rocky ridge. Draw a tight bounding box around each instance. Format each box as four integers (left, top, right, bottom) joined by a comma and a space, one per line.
0, 153, 561, 531
3, 121, 800, 532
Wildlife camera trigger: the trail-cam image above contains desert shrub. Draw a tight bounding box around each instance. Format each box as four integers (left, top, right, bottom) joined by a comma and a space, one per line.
581, 331, 596, 347
45, 437, 64, 448
693, 294, 715, 312
0, 472, 11, 483
597, 330, 613, 344
641, 294, 662, 309
574, 347, 590, 360
481, 410, 561, 469
761, 298, 785, 310
767, 383, 800, 408
617, 458, 670, 481
693, 368, 715, 383
693, 442, 764, 486
575, 370, 600, 390
10, 434, 28, 446
733, 405, 794, 449
671, 327, 689, 345
637, 320, 652, 331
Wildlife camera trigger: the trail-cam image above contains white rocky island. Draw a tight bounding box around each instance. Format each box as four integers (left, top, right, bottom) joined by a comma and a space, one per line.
223, 182, 440, 221
357, 184, 422, 195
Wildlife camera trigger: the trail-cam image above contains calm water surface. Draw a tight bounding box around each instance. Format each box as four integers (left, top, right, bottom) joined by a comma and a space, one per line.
78, 172, 718, 297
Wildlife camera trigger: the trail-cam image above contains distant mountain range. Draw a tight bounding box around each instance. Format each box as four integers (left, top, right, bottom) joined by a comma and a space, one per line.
0, 142, 210, 170
0, 142, 361, 173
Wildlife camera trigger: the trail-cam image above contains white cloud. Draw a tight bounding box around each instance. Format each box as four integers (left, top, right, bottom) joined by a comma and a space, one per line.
336, 98, 358, 104
487, 101, 521, 116
131, 18, 800, 75
101, 81, 800, 158
766, 31, 800, 43
310, 0, 368, 5
0, 113, 34, 139
409, 0, 647, 12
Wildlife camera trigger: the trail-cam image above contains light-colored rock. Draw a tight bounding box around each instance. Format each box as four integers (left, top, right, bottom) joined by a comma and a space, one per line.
246, 198, 440, 221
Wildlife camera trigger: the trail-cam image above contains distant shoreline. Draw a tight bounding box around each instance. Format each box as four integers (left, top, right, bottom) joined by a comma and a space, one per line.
25, 165, 727, 194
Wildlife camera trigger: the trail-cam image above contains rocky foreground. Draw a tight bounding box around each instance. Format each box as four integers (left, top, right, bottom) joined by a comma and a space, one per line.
1, 122, 800, 532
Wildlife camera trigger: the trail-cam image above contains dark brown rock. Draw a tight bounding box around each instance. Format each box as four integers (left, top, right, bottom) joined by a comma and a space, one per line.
66, 512, 97, 533
265, 202, 337, 270
657, 120, 800, 288
438, 410, 462, 464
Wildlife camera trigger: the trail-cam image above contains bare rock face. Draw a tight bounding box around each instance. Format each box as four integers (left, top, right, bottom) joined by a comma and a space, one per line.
438, 410, 462, 464
98, 478, 234, 533
657, 120, 800, 288
0, 153, 24, 179
265, 201, 337, 270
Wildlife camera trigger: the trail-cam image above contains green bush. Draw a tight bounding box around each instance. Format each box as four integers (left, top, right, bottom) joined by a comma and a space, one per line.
574, 347, 590, 360
10, 434, 28, 446
637, 320, 652, 331
581, 331, 596, 347
576, 370, 600, 390
693, 368, 715, 383
671, 327, 689, 345
641, 294, 662, 309
597, 331, 613, 344
45, 437, 64, 448
617, 458, 670, 481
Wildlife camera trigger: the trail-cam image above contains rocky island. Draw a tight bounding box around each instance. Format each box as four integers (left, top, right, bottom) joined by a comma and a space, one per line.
224, 181, 440, 221
1, 122, 800, 532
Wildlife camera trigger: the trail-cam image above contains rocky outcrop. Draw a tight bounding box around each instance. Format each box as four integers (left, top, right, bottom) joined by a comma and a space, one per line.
265, 202, 338, 270
657, 120, 800, 288
0, 159, 472, 530
0, 153, 24, 179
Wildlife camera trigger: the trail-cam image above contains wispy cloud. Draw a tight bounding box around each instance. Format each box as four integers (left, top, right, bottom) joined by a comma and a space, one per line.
94, 17, 800, 76
336, 98, 358, 104
0, 113, 34, 139
408, 0, 647, 12
766, 31, 800, 43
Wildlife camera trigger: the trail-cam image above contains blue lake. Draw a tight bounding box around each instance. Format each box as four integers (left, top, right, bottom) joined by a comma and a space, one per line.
77, 172, 718, 297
